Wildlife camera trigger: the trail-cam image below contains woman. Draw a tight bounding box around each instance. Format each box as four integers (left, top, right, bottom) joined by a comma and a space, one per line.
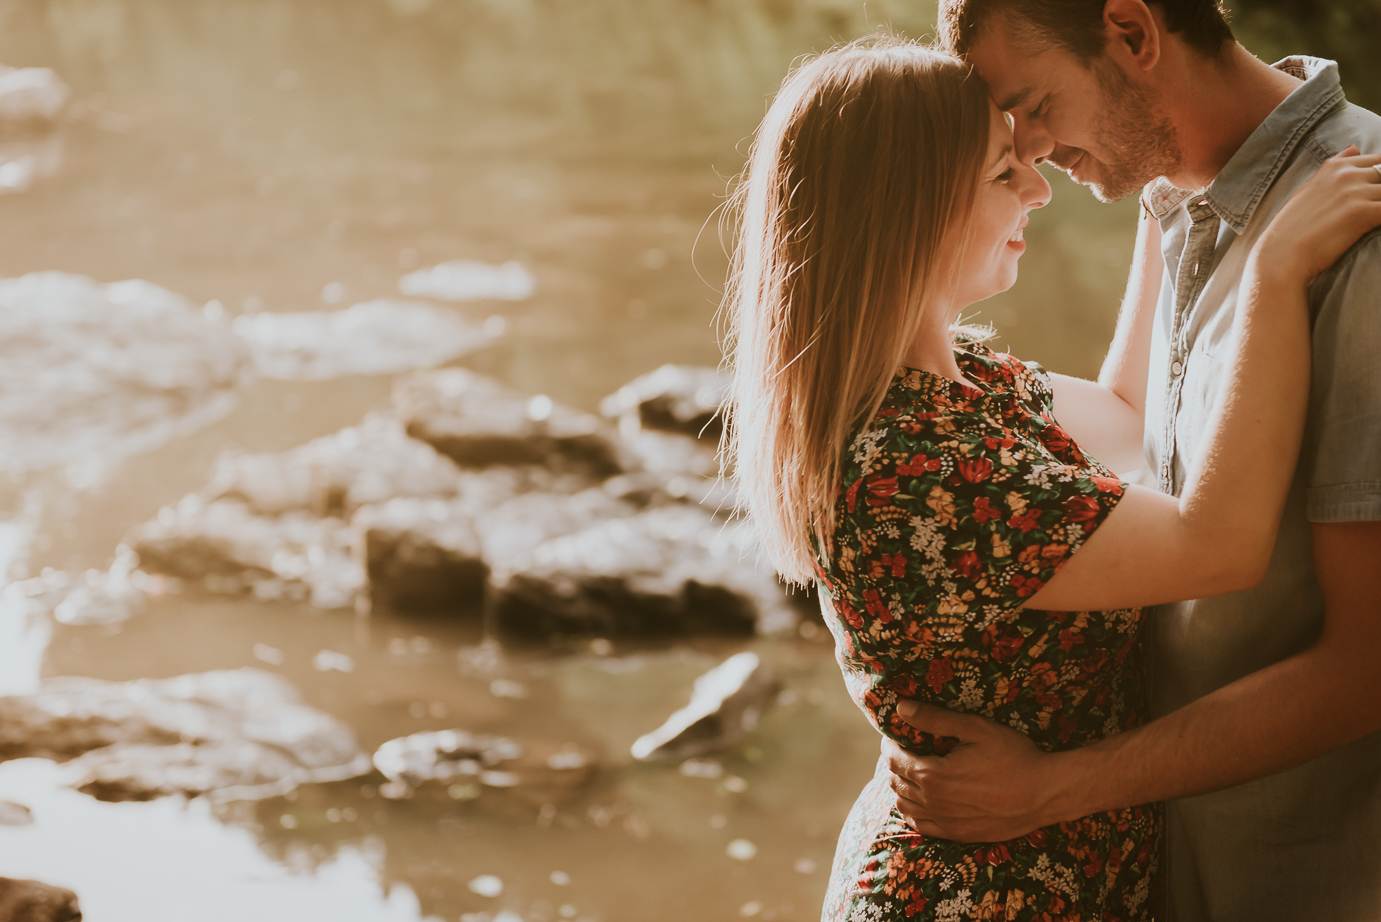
722, 36, 1381, 920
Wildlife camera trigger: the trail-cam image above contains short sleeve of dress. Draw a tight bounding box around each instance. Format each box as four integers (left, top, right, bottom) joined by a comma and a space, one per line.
1305, 231, 1381, 522
837, 409, 1128, 619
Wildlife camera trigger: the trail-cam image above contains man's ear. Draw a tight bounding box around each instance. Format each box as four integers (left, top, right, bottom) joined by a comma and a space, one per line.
1102, 0, 1162, 72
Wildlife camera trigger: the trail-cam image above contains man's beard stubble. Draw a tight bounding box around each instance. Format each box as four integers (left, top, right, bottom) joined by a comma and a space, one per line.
1076, 59, 1184, 203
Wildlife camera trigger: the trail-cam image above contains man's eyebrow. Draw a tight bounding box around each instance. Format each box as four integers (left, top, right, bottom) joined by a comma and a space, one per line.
996, 87, 1033, 111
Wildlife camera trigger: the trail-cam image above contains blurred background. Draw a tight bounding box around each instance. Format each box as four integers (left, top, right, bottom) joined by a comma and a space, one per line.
0, 1, 1372, 920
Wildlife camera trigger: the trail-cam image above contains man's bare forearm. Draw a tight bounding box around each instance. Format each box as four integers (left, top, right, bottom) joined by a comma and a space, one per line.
1041, 521, 1381, 821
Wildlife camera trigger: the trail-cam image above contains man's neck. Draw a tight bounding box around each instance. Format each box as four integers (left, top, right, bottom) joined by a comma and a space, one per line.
1160, 43, 1303, 191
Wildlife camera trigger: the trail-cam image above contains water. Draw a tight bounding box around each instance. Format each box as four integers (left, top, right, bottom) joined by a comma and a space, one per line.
0, 1, 1141, 919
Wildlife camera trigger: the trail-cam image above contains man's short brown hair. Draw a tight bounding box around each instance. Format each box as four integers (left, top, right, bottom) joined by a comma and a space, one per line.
939, 0, 1235, 62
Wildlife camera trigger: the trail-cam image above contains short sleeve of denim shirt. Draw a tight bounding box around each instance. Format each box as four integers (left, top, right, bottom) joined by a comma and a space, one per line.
1305, 229, 1381, 522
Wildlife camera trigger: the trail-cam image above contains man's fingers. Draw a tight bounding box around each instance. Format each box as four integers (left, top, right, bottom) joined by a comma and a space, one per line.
895, 700, 984, 739
882, 738, 947, 784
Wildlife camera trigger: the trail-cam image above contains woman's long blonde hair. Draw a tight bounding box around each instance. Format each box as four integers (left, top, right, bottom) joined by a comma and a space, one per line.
722, 36, 991, 586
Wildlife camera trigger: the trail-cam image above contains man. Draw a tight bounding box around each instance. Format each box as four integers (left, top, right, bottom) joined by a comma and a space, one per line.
883, 1, 1381, 919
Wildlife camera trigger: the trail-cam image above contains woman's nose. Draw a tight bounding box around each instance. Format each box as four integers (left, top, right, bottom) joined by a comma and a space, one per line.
1020, 162, 1052, 211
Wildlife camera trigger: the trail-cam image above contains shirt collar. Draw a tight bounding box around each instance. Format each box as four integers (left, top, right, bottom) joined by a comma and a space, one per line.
1146, 56, 1347, 233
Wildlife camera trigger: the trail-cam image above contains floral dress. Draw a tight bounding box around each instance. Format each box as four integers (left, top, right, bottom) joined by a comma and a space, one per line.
819, 343, 1161, 922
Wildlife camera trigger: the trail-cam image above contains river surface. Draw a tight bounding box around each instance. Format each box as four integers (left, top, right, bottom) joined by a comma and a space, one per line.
0, 1, 1140, 920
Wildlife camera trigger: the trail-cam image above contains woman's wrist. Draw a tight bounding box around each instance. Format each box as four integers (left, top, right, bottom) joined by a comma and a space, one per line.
1246, 235, 1312, 291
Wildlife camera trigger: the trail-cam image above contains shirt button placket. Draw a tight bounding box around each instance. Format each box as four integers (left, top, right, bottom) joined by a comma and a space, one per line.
1162, 198, 1220, 494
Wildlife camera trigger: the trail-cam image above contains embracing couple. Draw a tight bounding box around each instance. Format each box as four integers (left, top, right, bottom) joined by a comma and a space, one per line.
724, 0, 1381, 919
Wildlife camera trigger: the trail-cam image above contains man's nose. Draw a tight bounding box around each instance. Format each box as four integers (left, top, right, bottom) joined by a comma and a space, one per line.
1012, 114, 1053, 166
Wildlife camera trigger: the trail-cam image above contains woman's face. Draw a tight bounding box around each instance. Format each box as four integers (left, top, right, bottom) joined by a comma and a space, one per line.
948, 100, 1052, 309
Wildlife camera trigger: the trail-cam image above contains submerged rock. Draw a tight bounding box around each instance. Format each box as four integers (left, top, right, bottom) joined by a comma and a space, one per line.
0, 877, 81, 922
398, 260, 535, 302
231, 299, 497, 380
0, 133, 63, 196
0, 669, 370, 801
3, 550, 146, 627
490, 505, 794, 640
126, 497, 362, 610
599, 364, 730, 439
0, 66, 69, 123
207, 414, 464, 518
395, 369, 622, 476
354, 497, 488, 615
631, 652, 780, 761
0, 272, 251, 473
373, 728, 593, 795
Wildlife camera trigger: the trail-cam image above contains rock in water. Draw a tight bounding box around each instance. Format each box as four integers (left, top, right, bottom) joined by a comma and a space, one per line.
398, 260, 535, 302
126, 496, 363, 609
395, 369, 622, 476
206, 414, 465, 517
3, 547, 147, 627
600, 366, 735, 513
373, 728, 592, 795
354, 497, 488, 615
0, 67, 68, 123
0, 669, 370, 801
0, 877, 81, 922
0, 272, 251, 472
599, 365, 730, 439
231, 299, 497, 380
490, 505, 795, 640
631, 652, 780, 761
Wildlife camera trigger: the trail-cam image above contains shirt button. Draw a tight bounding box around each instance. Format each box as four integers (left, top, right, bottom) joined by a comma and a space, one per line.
1171, 361, 1184, 376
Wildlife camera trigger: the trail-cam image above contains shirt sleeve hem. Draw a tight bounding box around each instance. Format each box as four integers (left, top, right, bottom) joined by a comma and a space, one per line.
1306, 483, 1381, 523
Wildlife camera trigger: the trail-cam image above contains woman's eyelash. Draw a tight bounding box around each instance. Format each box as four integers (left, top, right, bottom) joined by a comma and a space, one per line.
997, 168, 1015, 182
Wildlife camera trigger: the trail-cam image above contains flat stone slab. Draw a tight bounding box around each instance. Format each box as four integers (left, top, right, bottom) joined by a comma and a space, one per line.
490, 505, 795, 640
0, 669, 370, 802
395, 368, 622, 476
3, 555, 146, 627
207, 413, 465, 518
354, 497, 488, 615
0, 66, 68, 123
126, 497, 363, 610
231, 299, 497, 380
373, 728, 593, 797
397, 260, 535, 302
0, 272, 251, 473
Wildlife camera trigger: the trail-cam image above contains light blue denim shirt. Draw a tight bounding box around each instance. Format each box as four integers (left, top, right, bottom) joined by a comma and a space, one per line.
1144, 57, 1381, 922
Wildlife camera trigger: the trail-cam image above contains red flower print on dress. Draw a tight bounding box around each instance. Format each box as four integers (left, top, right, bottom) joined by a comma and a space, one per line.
1064, 495, 1102, 523
1008, 510, 1042, 533
924, 658, 954, 694
957, 457, 994, 483
949, 550, 981, 578
863, 589, 892, 624
898, 454, 944, 476
972, 496, 1001, 524
866, 476, 900, 507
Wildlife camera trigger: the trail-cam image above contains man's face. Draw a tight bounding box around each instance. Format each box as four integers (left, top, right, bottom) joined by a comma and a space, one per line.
967, 17, 1183, 201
